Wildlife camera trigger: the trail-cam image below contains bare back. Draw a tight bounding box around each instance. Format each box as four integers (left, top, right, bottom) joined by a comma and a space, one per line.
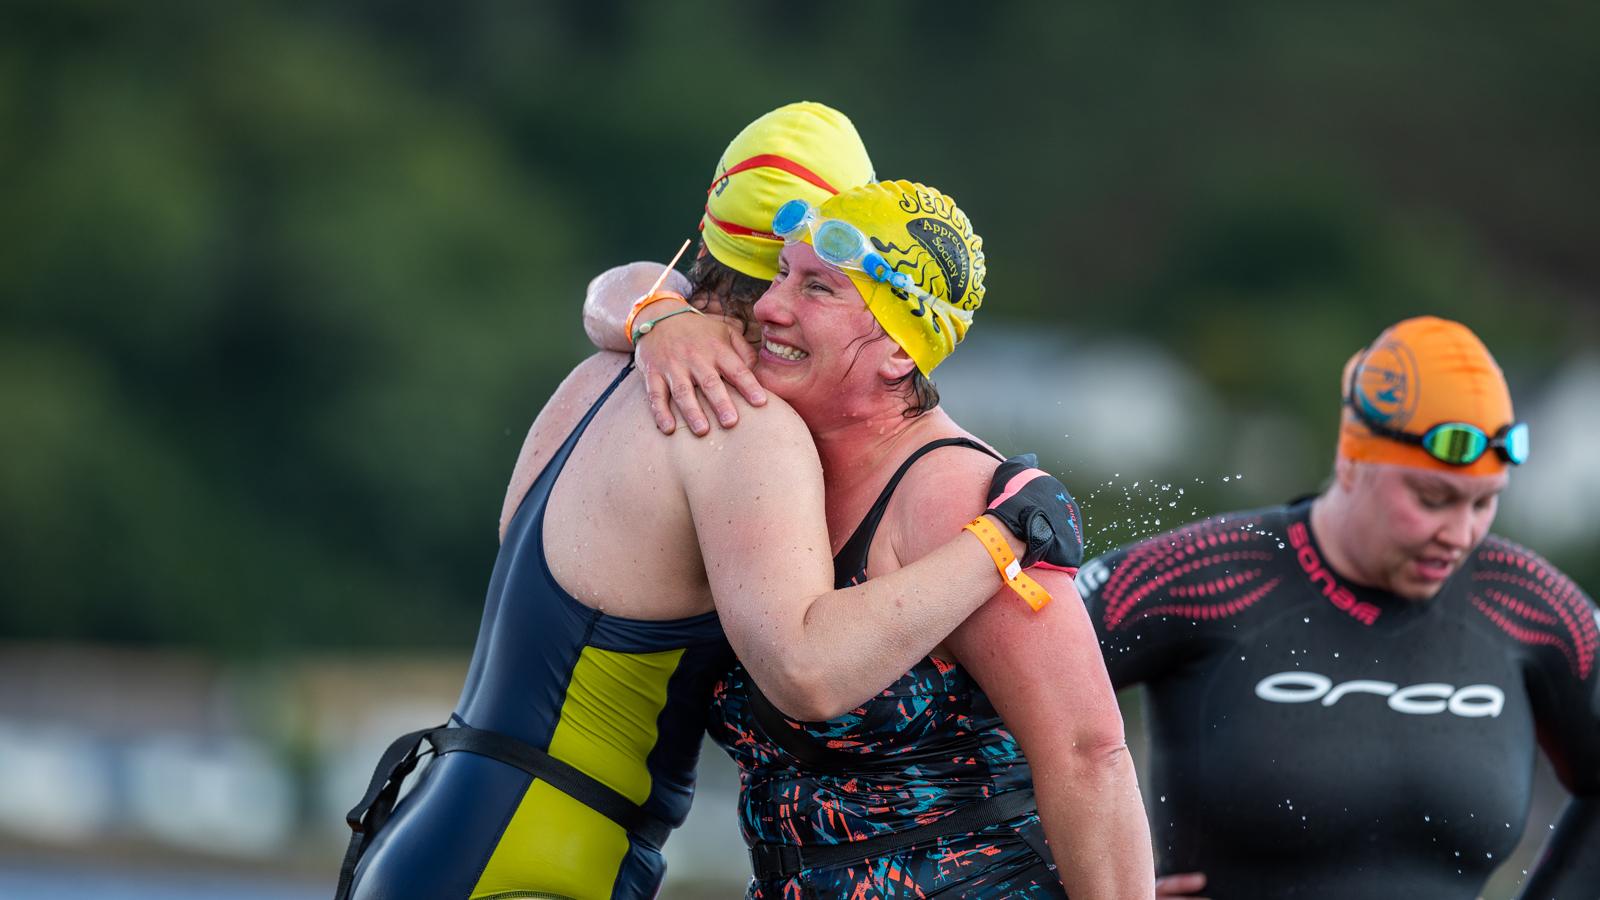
500, 351, 712, 620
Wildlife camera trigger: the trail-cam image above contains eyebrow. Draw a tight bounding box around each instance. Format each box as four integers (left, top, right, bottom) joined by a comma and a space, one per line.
790, 259, 852, 287
1404, 475, 1504, 501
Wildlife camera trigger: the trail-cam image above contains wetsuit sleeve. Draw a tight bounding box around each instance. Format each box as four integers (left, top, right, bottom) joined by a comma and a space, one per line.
1075, 514, 1289, 690
1074, 542, 1214, 690
1478, 541, 1600, 899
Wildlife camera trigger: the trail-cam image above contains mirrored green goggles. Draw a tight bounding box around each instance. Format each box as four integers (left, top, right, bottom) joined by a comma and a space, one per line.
1346, 388, 1529, 466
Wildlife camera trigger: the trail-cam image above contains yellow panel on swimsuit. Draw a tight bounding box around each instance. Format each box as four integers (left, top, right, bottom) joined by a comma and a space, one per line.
471, 646, 684, 900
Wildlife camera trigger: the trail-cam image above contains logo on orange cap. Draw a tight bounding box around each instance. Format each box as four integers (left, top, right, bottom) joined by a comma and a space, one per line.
1338, 316, 1518, 476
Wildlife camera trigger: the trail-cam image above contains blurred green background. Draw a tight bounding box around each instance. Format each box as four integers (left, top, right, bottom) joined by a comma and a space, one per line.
1, 1, 1596, 896
4, 0, 1597, 652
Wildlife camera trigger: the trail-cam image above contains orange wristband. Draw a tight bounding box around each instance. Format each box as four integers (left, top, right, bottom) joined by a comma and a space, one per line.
963, 516, 1053, 611
624, 290, 686, 346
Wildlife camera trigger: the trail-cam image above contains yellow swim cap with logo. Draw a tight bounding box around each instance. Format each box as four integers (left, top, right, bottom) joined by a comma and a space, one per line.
700, 102, 874, 282
814, 180, 987, 375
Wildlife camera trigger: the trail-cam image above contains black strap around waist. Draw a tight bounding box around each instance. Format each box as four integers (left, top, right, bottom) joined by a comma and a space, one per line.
333, 724, 672, 900
747, 787, 1038, 882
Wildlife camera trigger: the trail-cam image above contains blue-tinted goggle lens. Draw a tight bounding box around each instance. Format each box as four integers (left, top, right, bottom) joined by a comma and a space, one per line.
813, 219, 866, 265
1502, 422, 1530, 465
772, 199, 811, 238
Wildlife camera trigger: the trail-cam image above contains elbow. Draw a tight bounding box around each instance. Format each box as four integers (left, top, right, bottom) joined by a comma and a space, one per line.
759, 662, 854, 722
1058, 729, 1136, 778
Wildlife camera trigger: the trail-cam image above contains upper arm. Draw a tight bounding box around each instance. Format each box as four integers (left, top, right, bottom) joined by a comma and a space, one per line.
947, 571, 1128, 760
1473, 540, 1600, 794
1524, 586, 1600, 794
1074, 547, 1169, 688
674, 401, 837, 661
1075, 521, 1258, 688
883, 452, 1127, 753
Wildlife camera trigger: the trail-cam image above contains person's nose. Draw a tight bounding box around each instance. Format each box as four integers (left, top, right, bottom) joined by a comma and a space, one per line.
1436, 506, 1475, 552
754, 280, 795, 328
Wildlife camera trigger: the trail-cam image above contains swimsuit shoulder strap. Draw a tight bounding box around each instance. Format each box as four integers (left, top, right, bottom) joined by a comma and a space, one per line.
507, 360, 635, 528
544, 360, 635, 482
833, 437, 1001, 587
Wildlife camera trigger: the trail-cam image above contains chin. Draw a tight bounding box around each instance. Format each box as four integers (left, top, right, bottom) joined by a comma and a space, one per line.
1392, 575, 1449, 602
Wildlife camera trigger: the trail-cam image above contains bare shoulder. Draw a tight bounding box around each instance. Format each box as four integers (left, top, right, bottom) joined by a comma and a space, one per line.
888, 432, 1001, 561
499, 351, 632, 538
525, 351, 635, 453
667, 390, 814, 470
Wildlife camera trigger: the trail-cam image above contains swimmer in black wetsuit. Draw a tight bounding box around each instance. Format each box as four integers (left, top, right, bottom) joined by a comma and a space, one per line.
1075, 316, 1600, 900
335, 103, 1079, 900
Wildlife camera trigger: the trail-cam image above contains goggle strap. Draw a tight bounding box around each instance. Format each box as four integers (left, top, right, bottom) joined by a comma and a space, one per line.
1346, 398, 1525, 466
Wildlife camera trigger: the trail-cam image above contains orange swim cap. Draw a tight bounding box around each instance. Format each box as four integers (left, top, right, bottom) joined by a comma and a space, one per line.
1338, 316, 1515, 476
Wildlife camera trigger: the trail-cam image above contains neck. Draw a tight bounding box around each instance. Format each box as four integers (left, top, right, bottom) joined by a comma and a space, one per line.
1307, 488, 1376, 590
809, 403, 956, 540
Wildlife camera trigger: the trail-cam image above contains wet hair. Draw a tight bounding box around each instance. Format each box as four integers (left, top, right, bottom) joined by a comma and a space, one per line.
686, 240, 767, 332
850, 331, 940, 418
889, 369, 940, 418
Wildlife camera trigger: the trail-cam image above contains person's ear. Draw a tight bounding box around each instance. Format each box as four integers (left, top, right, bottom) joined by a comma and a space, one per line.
1334, 456, 1360, 493
879, 344, 917, 382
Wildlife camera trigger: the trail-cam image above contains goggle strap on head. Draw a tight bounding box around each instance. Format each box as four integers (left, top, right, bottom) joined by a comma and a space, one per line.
1346, 398, 1526, 466
774, 199, 975, 328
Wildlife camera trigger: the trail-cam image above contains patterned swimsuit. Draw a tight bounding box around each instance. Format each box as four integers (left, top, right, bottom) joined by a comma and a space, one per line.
708, 439, 1066, 899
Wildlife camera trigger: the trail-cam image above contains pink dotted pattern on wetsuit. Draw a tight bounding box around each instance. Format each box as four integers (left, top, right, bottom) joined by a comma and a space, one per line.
1471, 536, 1598, 680
1099, 517, 1281, 632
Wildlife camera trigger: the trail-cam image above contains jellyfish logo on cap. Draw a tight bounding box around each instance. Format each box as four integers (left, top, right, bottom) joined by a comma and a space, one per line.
1353, 337, 1421, 429
818, 181, 986, 376
895, 189, 981, 315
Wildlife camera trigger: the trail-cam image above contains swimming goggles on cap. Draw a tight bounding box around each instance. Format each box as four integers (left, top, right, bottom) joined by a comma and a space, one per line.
771, 199, 972, 326
1346, 380, 1529, 466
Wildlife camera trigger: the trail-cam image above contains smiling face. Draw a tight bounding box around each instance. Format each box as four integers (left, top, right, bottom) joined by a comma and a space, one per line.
751, 243, 916, 424
1337, 460, 1509, 599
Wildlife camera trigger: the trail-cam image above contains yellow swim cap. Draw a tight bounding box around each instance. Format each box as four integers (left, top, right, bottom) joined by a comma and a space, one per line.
1338, 316, 1516, 476
814, 180, 986, 375
700, 102, 874, 282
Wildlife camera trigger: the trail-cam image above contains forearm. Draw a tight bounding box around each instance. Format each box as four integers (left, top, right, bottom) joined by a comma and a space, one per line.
1517, 794, 1600, 899
752, 528, 1013, 720
582, 262, 693, 351
1036, 742, 1155, 899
